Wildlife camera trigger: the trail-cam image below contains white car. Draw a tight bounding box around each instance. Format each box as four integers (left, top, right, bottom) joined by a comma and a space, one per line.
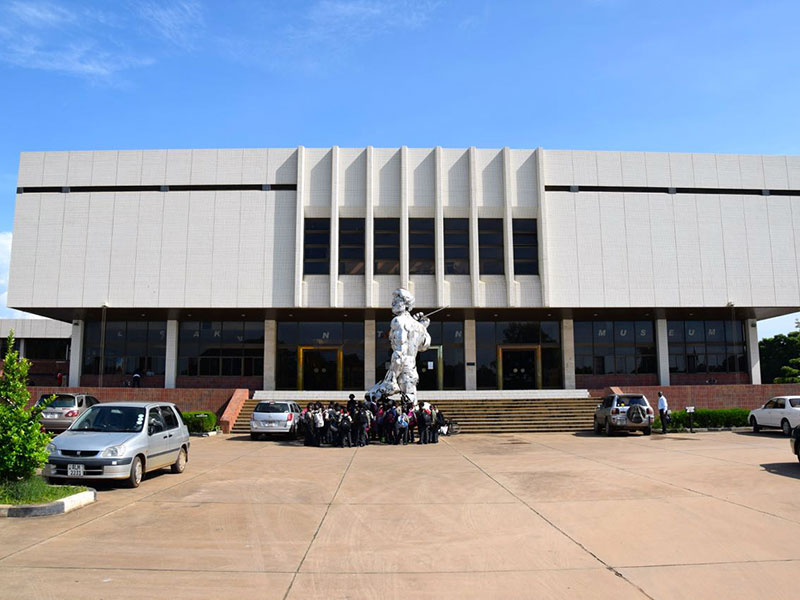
748, 396, 800, 436
250, 401, 302, 440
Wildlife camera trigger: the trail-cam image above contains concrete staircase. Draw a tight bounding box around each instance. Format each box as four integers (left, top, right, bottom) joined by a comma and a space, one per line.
234, 391, 599, 435
433, 397, 599, 434
230, 397, 262, 435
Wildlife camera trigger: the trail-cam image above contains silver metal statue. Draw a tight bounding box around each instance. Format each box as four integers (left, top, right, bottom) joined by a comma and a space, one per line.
368, 288, 431, 407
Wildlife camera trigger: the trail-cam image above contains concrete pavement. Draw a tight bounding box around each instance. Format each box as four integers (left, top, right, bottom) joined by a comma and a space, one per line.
1, 430, 799, 599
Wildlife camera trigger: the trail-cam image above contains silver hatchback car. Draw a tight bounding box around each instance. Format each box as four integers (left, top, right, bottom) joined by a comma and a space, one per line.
37, 393, 101, 433
44, 402, 190, 488
250, 401, 302, 439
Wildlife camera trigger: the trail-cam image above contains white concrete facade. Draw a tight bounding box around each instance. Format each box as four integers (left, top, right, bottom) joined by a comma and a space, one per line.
10, 148, 800, 316
9, 147, 800, 392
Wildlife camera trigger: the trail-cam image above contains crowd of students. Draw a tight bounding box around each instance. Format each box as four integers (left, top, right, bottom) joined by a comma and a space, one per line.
301, 394, 447, 447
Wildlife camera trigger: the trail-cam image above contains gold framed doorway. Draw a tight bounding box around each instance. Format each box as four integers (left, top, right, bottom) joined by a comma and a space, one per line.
497, 345, 542, 390
297, 345, 344, 391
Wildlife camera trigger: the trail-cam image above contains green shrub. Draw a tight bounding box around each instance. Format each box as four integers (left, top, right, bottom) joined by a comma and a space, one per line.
654, 408, 750, 431
0, 333, 55, 482
182, 411, 218, 433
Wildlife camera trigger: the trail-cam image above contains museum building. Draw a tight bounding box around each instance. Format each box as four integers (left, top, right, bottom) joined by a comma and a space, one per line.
9, 147, 800, 395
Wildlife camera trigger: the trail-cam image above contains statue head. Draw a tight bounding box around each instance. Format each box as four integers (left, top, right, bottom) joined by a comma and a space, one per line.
391, 288, 415, 315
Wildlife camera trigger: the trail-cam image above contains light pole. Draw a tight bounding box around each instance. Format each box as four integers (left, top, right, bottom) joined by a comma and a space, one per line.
99, 303, 108, 387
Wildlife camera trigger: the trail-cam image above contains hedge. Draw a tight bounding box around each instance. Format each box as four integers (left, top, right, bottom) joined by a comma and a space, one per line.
182, 411, 218, 433
654, 408, 750, 431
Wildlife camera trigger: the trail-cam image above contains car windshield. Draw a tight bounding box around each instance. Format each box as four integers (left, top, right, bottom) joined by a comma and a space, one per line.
617, 396, 647, 407
255, 402, 290, 413
39, 395, 77, 408
71, 406, 145, 432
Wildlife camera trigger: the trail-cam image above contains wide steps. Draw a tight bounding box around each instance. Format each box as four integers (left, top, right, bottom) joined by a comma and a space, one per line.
230, 396, 600, 435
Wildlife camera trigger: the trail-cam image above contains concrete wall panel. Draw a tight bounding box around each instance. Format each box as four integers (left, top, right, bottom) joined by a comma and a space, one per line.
107, 193, 140, 306
158, 192, 189, 307
648, 193, 680, 306
237, 192, 266, 306
720, 196, 753, 306
8, 195, 40, 307
767, 196, 800, 305
574, 191, 604, 307
133, 192, 164, 307
18, 153, 44, 187
57, 193, 89, 307
210, 192, 241, 307
442, 148, 469, 208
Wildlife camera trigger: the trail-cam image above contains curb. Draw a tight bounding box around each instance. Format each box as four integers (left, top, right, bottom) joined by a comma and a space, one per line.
0, 489, 96, 518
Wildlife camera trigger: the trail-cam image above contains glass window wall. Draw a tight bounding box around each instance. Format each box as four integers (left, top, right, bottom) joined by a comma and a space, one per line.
668, 320, 746, 374
84, 321, 167, 375
574, 320, 655, 375
178, 321, 264, 377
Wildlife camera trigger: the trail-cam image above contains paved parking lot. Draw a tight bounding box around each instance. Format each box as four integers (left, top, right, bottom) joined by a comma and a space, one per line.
1, 430, 799, 599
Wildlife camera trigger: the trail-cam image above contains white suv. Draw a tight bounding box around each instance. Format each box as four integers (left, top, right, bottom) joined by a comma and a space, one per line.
593, 394, 654, 436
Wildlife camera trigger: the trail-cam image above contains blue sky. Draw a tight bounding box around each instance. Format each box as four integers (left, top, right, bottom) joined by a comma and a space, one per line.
0, 0, 798, 336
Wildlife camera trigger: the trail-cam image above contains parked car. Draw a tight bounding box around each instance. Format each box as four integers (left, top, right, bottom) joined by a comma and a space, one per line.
593, 393, 654, 436
250, 401, 302, 439
44, 402, 190, 488
37, 393, 101, 433
789, 426, 800, 461
749, 396, 800, 436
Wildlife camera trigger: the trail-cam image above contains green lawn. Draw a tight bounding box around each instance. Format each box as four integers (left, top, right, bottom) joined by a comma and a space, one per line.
0, 476, 87, 505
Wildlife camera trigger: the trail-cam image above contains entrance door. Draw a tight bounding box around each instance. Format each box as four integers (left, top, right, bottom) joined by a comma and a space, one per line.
416, 345, 443, 390
298, 346, 343, 390
498, 345, 542, 390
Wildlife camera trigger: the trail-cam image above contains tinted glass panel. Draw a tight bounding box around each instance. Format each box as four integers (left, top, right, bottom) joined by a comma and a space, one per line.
303, 218, 330, 275
374, 218, 400, 274
478, 218, 504, 275
339, 218, 365, 275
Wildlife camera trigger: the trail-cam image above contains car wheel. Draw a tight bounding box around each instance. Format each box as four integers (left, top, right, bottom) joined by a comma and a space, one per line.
605, 419, 614, 436
593, 418, 601, 434
782, 419, 792, 437
171, 447, 187, 474
643, 426, 652, 436
126, 456, 143, 488
750, 416, 760, 433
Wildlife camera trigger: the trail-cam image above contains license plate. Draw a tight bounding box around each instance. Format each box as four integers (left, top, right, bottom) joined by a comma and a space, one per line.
44, 413, 57, 419
67, 464, 84, 477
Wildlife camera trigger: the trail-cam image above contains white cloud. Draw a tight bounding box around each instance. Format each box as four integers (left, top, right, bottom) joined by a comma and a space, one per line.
0, 0, 196, 81
136, 0, 204, 50
224, 0, 441, 72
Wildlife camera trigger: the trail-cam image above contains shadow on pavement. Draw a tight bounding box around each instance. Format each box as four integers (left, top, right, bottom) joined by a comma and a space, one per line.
226, 433, 303, 446
735, 430, 788, 438
761, 462, 800, 479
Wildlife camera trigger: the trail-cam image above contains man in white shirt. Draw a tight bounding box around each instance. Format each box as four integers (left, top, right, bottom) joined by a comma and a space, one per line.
657, 391, 668, 434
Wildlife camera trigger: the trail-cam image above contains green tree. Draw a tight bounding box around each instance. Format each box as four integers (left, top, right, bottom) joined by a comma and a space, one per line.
775, 357, 800, 383
0, 332, 54, 482
759, 328, 800, 384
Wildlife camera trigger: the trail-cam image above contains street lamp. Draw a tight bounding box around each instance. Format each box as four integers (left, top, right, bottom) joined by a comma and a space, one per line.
99, 303, 108, 387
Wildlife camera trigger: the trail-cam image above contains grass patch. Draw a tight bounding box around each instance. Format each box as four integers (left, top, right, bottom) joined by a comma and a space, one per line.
0, 476, 87, 505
